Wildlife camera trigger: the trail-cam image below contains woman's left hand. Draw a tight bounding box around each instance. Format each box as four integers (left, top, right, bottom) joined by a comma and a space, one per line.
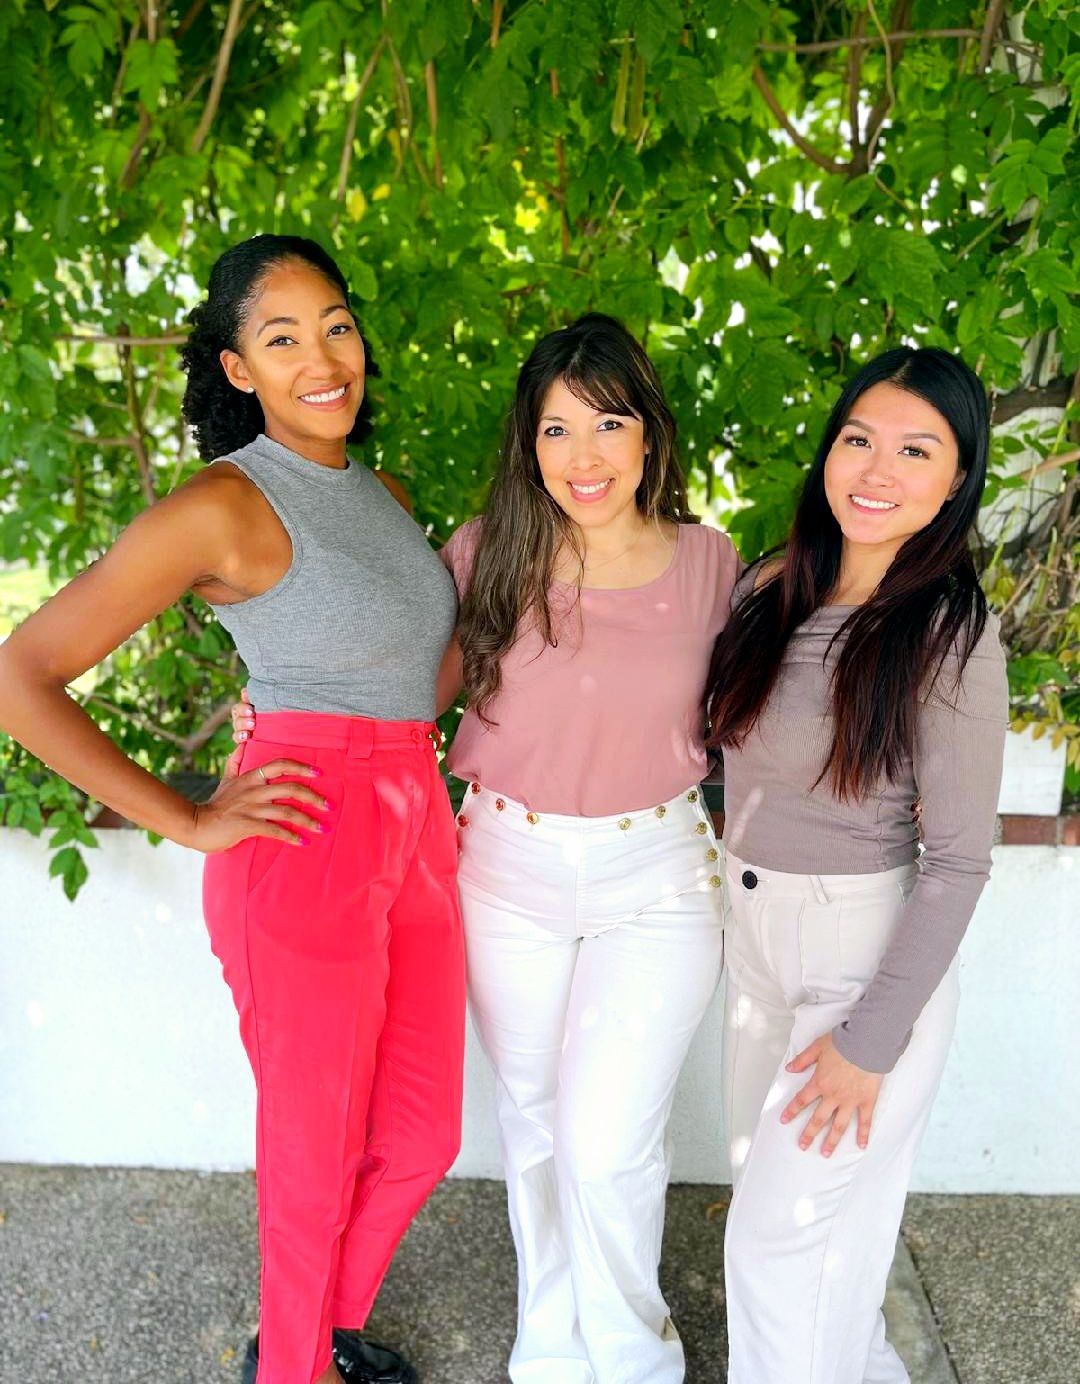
780, 1033, 883, 1156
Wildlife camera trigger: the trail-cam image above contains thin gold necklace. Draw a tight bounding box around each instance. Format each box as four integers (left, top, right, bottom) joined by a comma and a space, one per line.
581, 523, 649, 572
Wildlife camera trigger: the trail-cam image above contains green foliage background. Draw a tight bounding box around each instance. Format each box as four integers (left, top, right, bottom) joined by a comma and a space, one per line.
1, 0, 1078, 895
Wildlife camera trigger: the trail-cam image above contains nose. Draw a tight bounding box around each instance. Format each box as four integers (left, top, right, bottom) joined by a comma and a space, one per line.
857, 448, 896, 487
301, 335, 341, 377
568, 436, 604, 471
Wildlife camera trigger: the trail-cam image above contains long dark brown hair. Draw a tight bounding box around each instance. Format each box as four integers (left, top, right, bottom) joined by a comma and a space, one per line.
459, 313, 695, 721
706, 346, 990, 800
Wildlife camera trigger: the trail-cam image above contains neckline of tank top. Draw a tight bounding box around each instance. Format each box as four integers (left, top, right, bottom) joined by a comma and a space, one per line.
552, 524, 684, 595
240, 432, 365, 486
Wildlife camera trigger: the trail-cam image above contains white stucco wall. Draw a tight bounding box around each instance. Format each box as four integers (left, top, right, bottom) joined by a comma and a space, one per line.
1, 830, 1076, 1191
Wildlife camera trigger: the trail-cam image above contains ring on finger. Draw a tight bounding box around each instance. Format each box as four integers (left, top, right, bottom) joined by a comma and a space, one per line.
257, 766, 267, 783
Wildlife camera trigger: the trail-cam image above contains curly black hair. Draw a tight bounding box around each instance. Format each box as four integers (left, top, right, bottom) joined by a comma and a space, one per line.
179, 234, 379, 461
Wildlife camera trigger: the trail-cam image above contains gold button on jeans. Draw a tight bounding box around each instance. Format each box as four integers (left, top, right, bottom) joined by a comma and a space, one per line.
618, 818, 632, 831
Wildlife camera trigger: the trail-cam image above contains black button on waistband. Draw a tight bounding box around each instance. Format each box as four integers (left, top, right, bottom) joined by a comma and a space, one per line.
741, 870, 759, 890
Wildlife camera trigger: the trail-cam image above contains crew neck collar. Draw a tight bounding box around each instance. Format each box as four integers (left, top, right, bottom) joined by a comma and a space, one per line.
247, 432, 356, 483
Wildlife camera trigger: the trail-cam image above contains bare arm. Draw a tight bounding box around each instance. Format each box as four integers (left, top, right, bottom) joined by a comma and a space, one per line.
0, 474, 323, 849
436, 634, 464, 717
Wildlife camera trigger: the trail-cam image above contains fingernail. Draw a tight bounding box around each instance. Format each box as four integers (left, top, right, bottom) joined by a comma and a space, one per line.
780, 1114, 789, 1124
823, 1149, 833, 1158
316, 823, 328, 833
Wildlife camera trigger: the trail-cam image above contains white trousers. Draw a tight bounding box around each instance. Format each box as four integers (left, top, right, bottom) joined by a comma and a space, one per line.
721, 851, 960, 1384
456, 783, 725, 1384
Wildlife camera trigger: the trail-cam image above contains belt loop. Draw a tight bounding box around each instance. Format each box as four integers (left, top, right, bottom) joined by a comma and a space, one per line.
346, 718, 376, 760
810, 874, 830, 905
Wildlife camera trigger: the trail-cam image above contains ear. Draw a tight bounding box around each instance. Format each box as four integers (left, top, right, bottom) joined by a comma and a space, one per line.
946, 468, 966, 500
220, 348, 255, 395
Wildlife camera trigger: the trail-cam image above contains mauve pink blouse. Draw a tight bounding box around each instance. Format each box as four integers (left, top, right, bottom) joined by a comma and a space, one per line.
440, 518, 741, 817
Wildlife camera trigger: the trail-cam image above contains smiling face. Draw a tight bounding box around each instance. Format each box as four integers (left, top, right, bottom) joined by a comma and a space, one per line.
219, 258, 366, 462
823, 380, 964, 561
534, 378, 647, 530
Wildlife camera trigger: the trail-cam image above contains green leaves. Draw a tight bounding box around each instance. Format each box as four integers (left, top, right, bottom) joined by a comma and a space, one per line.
122, 38, 178, 111
1, 0, 1078, 893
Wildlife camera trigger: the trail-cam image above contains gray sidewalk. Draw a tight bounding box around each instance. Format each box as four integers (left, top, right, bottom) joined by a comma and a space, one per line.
0, 1166, 1075, 1383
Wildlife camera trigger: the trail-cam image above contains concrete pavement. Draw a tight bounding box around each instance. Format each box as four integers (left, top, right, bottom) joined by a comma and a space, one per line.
0, 1166, 1075, 1382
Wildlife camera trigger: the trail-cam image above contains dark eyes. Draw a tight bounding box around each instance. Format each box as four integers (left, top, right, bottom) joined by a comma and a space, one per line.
542, 419, 624, 438
267, 322, 354, 348
841, 432, 928, 459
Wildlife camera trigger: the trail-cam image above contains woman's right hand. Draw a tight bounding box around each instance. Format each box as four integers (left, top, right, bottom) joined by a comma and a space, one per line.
188, 758, 328, 854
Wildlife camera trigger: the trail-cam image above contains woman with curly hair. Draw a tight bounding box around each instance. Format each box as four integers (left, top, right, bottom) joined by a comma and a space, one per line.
0, 234, 463, 1384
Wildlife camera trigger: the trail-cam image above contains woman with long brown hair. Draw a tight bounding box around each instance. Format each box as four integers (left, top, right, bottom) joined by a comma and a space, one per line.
705, 346, 1007, 1383
232, 312, 739, 1382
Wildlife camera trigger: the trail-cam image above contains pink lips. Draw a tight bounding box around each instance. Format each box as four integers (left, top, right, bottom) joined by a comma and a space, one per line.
566, 478, 615, 505
297, 384, 352, 412
848, 493, 899, 515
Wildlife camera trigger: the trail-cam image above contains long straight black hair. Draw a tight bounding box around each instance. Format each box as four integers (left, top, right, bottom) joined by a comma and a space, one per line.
459, 313, 695, 721
706, 346, 990, 800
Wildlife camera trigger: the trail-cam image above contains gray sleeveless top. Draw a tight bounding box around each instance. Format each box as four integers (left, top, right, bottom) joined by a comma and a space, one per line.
208, 433, 457, 721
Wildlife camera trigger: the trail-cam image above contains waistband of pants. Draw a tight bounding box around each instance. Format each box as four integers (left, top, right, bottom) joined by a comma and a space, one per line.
724, 849, 917, 905
457, 781, 710, 834
249, 710, 442, 758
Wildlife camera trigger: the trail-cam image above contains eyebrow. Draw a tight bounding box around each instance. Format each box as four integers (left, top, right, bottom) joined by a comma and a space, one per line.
845, 416, 943, 444
256, 303, 351, 338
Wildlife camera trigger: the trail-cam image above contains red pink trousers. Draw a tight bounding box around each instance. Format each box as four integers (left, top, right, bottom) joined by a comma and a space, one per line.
203, 711, 466, 1384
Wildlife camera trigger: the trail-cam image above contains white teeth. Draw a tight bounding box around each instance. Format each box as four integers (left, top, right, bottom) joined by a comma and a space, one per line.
300, 385, 347, 404
851, 494, 897, 510
569, 480, 612, 495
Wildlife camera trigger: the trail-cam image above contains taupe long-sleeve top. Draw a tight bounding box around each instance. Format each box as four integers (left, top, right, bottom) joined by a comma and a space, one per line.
721, 578, 1008, 1073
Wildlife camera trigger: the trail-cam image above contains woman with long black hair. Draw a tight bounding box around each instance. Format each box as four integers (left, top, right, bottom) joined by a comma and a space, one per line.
705, 347, 1008, 1383
0, 234, 463, 1384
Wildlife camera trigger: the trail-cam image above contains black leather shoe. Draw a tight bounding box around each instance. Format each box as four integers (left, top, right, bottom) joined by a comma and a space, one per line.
334, 1329, 418, 1383
240, 1330, 418, 1383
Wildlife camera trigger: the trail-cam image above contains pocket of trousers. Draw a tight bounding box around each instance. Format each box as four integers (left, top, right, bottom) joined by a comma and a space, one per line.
834, 885, 906, 992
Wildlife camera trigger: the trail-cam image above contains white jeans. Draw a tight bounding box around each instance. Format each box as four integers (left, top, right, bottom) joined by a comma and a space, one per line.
721, 851, 960, 1384
456, 783, 725, 1384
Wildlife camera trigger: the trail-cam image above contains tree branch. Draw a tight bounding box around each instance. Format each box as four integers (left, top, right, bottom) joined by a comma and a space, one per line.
863, 0, 911, 168
751, 66, 848, 175
191, 0, 244, 154
425, 59, 444, 188
992, 378, 1074, 425
757, 28, 1036, 56
175, 0, 209, 41
846, 13, 866, 159
117, 332, 157, 507
550, 69, 571, 255
87, 695, 235, 756
63, 332, 189, 347
978, 0, 1007, 70
119, 106, 153, 189
333, 35, 386, 201
490, 0, 504, 48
